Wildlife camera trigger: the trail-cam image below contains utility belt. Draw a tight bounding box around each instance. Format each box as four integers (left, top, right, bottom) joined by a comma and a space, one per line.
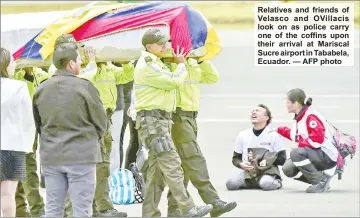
149, 134, 174, 154
137, 109, 174, 154
137, 109, 172, 119
174, 107, 198, 118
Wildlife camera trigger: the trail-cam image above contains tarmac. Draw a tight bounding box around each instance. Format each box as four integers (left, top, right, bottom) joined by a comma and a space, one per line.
33, 30, 359, 217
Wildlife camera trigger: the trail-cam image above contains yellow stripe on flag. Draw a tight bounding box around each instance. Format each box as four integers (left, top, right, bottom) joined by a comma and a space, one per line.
35, 2, 135, 60
199, 13, 222, 61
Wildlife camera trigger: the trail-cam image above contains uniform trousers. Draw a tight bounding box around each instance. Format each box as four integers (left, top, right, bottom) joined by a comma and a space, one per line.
167, 112, 220, 210
282, 147, 337, 184
136, 110, 196, 217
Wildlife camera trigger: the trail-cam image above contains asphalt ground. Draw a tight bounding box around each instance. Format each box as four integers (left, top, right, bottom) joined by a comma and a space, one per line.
108, 33, 359, 217
24, 30, 360, 217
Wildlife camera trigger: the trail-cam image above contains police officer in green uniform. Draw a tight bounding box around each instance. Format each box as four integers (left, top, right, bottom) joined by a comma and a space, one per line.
63, 61, 134, 217
134, 28, 214, 217
163, 58, 237, 217
13, 67, 48, 217
91, 61, 134, 217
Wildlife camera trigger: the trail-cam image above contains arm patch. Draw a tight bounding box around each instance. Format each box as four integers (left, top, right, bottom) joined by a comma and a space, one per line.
145, 56, 152, 63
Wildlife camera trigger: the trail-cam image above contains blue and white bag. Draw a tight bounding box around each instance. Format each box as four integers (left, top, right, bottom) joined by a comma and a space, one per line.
108, 168, 136, 205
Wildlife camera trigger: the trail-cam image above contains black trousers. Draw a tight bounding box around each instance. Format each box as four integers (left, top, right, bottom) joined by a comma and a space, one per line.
282, 147, 337, 184
119, 81, 140, 170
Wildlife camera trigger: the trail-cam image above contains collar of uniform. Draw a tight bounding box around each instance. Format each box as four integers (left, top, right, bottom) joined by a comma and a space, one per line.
98, 63, 108, 73
294, 106, 309, 121
54, 69, 77, 77
141, 50, 160, 62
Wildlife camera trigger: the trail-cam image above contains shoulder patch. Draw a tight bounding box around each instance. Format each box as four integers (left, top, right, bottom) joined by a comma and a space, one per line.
309, 120, 318, 128
144, 56, 152, 63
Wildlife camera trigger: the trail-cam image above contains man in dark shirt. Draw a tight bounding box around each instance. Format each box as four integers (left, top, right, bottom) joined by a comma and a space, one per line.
33, 43, 107, 217
226, 104, 287, 191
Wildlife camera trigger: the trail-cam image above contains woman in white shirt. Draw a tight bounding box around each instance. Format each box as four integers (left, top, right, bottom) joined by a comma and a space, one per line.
1, 47, 36, 217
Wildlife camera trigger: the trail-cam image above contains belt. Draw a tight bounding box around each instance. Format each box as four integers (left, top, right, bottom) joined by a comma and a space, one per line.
175, 107, 198, 118
138, 109, 172, 119
106, 108, 114, 116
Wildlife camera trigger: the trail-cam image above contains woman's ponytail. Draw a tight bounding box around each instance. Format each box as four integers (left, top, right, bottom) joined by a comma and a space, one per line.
305, 97, 312, 106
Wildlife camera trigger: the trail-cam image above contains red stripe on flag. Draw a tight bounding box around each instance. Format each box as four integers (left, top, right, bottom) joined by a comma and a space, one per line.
168, 6, 192, 54
13, 46, 25, 60
71, 6, 192, 53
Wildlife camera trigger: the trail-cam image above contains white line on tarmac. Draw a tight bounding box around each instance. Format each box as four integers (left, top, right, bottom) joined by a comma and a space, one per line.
202, 94, 360, 99
227, 105, 341, 109
197, 119, 359, 124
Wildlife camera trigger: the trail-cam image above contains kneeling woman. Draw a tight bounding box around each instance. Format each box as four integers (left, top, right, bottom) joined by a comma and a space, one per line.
277, 88, 338, 193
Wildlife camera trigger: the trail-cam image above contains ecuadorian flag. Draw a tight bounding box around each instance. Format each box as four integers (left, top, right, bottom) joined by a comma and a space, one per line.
13, 1, 221, 62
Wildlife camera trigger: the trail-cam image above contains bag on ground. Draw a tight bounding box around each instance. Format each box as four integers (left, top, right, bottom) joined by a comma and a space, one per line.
108, 168, 136, 205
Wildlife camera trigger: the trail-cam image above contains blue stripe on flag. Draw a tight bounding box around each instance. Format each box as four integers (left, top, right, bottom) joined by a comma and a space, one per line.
184, 5, 207, 50
94, 2, 186, 20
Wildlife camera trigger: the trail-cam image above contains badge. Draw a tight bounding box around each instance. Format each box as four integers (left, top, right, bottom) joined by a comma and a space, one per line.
309, 120, 317, 128
145, 56, 152, 63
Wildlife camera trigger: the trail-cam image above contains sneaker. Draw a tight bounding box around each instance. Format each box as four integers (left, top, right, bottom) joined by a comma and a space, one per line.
99, 209, 127, 217
210, 200, 237, 217
129, 162, 146, 199
167, 206, 181, 217
183, 204, 213, 217
306, 173, 333, 193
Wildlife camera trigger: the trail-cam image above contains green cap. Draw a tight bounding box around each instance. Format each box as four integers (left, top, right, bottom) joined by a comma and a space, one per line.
142, 28, 171, 47
54, 34, 85, 49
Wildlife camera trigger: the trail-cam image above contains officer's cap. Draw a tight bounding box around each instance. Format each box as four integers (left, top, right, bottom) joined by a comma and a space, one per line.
54, 33, 85, 49
142, 28, 171, 47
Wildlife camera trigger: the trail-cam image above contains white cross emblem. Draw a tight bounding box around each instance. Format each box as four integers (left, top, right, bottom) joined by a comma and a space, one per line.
309, 120, 317, 128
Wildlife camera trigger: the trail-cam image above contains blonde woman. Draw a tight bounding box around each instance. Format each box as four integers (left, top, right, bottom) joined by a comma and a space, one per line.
1, 47, 36, 217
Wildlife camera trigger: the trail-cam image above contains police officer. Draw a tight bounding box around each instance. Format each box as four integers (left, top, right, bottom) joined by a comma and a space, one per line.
92, 61, 134, 217
13, 67, 48, 217
134, 28, 213, 217
162, 57, 237, 217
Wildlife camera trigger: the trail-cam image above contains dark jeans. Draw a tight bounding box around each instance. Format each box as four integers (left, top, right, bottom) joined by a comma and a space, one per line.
119, 81, 140, 170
